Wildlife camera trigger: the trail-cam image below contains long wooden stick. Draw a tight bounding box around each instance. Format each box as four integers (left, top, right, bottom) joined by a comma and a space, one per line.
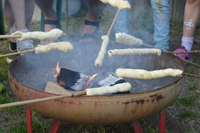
0, 33, 66, 39
165, 50, 200, 54
0, 49, 35, 58
107, 9, 121, 37
0, 91, 86, 109
0, 34, 22, 39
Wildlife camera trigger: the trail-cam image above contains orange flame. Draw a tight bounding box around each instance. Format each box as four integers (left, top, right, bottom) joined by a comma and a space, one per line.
86, 73, 98, 88
53, 61, 60, 77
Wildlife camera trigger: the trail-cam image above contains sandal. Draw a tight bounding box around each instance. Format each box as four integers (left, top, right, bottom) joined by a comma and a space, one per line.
41, 20, 62, 45
79, 19, 100, 42
174, 46, 193, 61
42, 20, 62, 31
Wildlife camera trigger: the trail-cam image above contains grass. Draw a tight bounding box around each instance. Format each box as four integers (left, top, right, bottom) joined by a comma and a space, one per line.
187, 80, 198, 91
175, 95, 196, 105
178, 109, 198, 119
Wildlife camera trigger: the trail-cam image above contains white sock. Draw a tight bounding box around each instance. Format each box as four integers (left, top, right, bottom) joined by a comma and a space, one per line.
181, 36, 193, 51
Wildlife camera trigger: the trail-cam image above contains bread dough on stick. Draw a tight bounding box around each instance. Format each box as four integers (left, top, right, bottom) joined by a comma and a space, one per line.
12, 29, 63, 41
95, 35, 109, 67
86, 82, 131, 96
116, 33, 143, 45
35, 42, 73, 54
100, 0, 131, 10
116, 68, 183, 79
108, 48, 162, 56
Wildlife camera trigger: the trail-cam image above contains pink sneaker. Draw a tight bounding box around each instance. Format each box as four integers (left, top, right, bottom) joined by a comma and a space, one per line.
174, 46, 193, 61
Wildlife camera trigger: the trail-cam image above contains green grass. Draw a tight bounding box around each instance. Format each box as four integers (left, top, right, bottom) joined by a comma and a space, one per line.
140, 120, 160, 133
178, 109, 198, 119
186, 67, 196, 74
175, 95, 196, 105
187, 81, 198, 91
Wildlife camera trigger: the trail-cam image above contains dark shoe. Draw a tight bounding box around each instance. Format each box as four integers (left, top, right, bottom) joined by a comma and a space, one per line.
6, 42, 19, 64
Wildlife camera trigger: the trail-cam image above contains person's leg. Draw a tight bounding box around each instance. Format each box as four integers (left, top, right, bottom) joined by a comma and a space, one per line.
80, 0, 106, 42
4, 0, 15, 46
25, 0, 35, 28
151, 0, 169, 51
182, 0, 200, 51
8, 0, 26, 29
4, 0, 34, 31
35, 0, 58, 32
174, 0, 200, 61
114, 0, 130, 37
7, 0, 34, 51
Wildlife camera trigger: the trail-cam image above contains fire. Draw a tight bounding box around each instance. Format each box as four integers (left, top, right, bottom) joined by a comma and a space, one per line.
53, 61, 60, 77
86, 73, 98, 88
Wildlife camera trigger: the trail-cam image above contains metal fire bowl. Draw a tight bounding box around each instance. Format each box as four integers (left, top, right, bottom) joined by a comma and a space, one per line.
8, 41, 185, 125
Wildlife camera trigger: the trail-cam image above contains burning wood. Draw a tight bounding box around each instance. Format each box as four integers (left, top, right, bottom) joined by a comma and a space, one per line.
57, 68, 91, 91
116, 68, 183, 79
98, 73, 125, 87
108, 48, 162, 57
12, 29, 64, 41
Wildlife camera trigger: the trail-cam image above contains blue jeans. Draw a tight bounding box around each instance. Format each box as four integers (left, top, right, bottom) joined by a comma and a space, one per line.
151, 0, 169, 51
114, 0, 130, 35
114, 0, 169, 51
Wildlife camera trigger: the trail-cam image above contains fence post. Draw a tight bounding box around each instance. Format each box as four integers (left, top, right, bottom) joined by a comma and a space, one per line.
0, 0, 5, 35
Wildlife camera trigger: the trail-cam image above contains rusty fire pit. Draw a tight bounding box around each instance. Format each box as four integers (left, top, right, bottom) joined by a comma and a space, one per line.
8, 41, 185, 125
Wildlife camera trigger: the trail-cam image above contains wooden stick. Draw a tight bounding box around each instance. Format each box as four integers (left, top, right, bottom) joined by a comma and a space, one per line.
183, 73, 200, 78
0, 33, 66, 39
0, 91, 86, 109
107, 9, 121, 37
165, 50, 200, 54
0, 49, 35, 58
0, 34, 22, 39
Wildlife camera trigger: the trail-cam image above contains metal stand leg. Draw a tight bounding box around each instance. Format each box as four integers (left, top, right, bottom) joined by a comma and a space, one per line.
159, 110, 166, 133
49, 120, 61, 133
132, 109, 166, 133
26, 107, 33, 133
26, 107, 61, 133
132, 121, 144, 133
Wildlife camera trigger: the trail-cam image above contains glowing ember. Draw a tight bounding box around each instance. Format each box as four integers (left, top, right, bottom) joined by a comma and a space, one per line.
86, 73, 98, 88
53, 61, 60, 77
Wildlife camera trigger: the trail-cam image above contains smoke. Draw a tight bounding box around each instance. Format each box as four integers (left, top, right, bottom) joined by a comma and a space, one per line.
10, 39, 183, 93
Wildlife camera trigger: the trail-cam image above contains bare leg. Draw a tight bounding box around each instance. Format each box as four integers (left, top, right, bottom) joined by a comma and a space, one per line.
25, 0, 35, 27
4, 0, 35, 31
4, 0, 15, 42
8, 0, 26, 29
80, 0, 106, 42
35, 0, 57, 32
183, 0, 200, 37
174, 0, 200, 60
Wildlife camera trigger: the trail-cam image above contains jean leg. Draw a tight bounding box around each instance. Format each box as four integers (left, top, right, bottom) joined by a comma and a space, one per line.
114, 0, 130, 34
151, 0, 169, 51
